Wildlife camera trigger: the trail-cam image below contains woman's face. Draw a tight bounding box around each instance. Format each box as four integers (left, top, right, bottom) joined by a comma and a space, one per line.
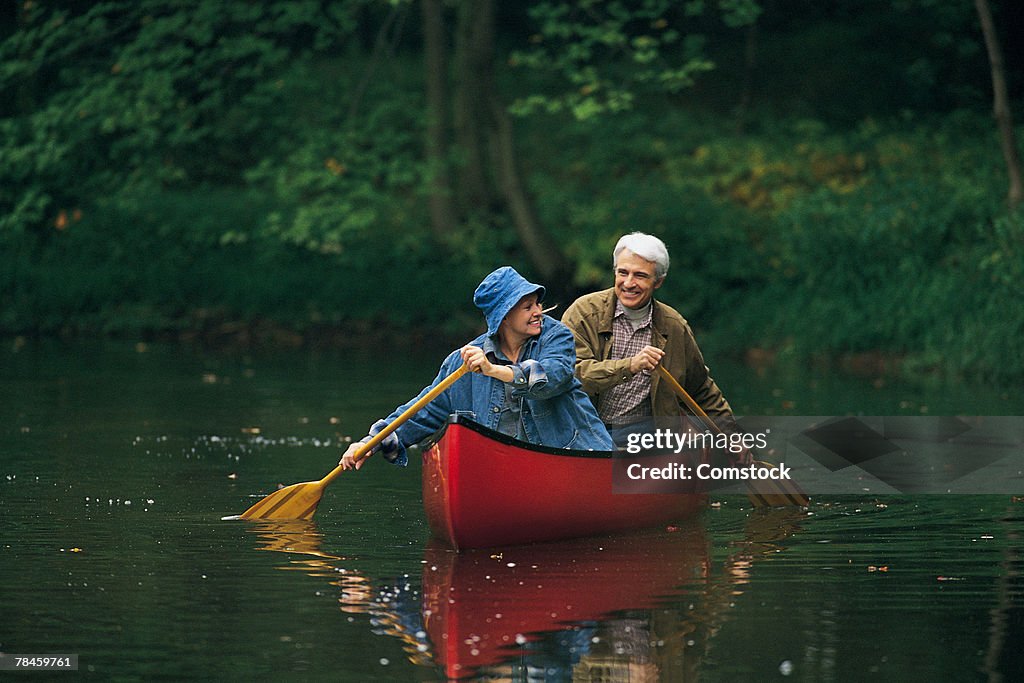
501, 293, 544, 340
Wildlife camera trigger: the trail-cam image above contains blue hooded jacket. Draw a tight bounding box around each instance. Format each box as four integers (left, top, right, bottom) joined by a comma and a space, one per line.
364, 267, 614, 464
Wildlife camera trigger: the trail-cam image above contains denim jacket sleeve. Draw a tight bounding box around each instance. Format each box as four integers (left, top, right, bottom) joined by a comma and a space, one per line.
508, 318, 577, 400
363, 351, 462, 466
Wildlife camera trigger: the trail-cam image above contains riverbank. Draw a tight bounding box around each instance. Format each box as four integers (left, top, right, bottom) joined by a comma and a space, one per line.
3, 108, 1021, 383
2, 315, 1000, 393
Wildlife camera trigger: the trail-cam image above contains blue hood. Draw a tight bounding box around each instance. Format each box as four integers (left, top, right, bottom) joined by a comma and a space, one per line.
473, 266, 546, 337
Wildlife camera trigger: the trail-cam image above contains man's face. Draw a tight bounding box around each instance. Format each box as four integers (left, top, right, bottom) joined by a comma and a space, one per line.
614, 250, 662, 309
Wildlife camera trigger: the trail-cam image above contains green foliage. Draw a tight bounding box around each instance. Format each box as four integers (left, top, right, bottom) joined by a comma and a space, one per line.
508, 0, 757, 119
241, 60, 425, 255
523, 108, 762, 321
0, 0, 360, 242
514, 104, 1024, 381
1, 188, 270, 333
693, 114, 1024, 381
0, 184, 481, 336
2, 0, 1023, 385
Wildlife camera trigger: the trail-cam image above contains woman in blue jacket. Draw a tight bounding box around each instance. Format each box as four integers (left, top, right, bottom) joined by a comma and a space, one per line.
339, 266, 613, 470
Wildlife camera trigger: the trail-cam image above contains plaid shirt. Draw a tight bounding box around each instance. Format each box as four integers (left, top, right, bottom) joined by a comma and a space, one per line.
598, 301, 654, 424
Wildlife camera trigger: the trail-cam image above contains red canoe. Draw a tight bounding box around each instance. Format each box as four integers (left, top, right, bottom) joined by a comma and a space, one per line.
421, 416, 708, 549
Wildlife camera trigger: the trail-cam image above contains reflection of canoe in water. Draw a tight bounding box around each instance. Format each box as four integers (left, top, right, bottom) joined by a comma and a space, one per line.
245, 512, 803, 680
421, 416, 707, 549
421, 525, 710, 680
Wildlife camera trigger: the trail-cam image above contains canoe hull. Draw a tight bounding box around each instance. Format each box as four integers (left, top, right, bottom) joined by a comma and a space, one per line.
422, 417, 706, 549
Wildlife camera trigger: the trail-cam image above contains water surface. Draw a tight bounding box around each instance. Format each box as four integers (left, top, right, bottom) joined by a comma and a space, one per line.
2, 340, 1022, 680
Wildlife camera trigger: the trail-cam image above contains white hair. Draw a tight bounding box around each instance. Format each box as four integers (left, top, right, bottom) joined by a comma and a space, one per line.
613, 232, 670, 280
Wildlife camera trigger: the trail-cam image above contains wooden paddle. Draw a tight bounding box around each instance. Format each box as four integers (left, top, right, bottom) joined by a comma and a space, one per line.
655, 364, 809, 507
231, 362, 471, 521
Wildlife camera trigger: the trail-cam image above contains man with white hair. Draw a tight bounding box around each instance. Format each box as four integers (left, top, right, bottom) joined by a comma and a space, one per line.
562, 232, 738, 447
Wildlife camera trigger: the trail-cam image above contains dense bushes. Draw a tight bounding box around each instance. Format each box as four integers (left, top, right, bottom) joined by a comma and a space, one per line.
723, 118, 1024, 381
3, 95, 1021, 382
5, 101, 1021, 381
517, 108, 1024, 381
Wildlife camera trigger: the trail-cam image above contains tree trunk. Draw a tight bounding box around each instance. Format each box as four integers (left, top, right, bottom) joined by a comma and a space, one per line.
421, 0, 456, 237
448, 0, 571, 286
348, 4, 405, 125
488, 95, 572, 284
452, 0, 495, 211
734, 20, 759, 135
975, 0, 1023, 208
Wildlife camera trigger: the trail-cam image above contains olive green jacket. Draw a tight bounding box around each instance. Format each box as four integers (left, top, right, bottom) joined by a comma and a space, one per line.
561, 288, 734, 423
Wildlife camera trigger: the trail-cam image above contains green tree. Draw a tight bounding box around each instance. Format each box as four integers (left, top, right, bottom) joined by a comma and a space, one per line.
418, 0, 764, 290
974, 0, 1023, 207
508, 0, 760, 120
419, 0, 572, 285
0, 0, 357, 242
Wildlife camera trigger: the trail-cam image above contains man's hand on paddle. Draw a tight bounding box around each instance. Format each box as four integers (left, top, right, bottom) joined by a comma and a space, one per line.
629, 345, 664, 374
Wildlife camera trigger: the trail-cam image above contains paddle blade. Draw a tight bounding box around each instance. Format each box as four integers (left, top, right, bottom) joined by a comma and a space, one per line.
746, 461, 810, 507
237, 481, 325, 520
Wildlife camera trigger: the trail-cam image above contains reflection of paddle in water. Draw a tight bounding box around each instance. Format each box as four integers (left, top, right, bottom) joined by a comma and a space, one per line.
250, 519, 341, 560
245, 520, 434, 665
245, 512, 807, 680
249, 520, 378, 614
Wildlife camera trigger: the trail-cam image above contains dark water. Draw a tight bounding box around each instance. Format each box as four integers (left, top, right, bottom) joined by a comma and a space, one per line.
2, 340, 1023, 681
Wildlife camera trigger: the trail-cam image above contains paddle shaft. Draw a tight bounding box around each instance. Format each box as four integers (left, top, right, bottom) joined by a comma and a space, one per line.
655, 364, 723, 434
320, 362, 471, 488
656, 364, 809, 506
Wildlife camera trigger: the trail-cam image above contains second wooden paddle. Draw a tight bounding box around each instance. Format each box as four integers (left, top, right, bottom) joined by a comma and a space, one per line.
655, 364, 809, 507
